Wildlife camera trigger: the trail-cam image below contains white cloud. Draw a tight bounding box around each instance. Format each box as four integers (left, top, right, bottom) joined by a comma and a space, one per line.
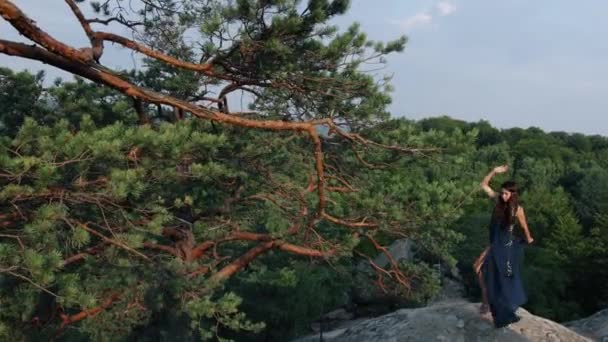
391, 1, 457, 31
391, 12, 433, 31
436, 1, 456, 16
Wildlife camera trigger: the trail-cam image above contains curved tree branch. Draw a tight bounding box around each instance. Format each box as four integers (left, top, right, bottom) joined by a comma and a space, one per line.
59, 293, 120, 328
86, 17, 143, 29
0, 0, 95, 64
209, 241, 275, 283
94, 31, 216, 75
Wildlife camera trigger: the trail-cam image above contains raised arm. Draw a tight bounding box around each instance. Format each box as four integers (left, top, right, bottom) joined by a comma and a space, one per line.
516, 206, 534, 244
481, 165, 509, 198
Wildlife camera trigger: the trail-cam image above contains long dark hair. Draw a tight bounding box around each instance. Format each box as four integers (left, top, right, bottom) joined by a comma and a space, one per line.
493, 181, 519, 228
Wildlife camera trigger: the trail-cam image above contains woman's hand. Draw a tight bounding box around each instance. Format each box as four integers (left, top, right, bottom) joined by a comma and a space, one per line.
526, 236, 534, 244
493, 165, 509, 174
482, 165, 509, 198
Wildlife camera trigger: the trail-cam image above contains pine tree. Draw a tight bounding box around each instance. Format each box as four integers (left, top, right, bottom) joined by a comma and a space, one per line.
0, 1, 477, 339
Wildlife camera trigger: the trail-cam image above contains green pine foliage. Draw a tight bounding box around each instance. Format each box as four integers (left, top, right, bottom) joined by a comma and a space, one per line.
427, 117, 608, 323
1, 0, 607, 340
2, 77, 607, 339
0, 79, 480, 340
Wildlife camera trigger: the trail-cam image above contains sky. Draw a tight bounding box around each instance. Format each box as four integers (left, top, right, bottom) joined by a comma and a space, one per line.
1, 0, 607, 136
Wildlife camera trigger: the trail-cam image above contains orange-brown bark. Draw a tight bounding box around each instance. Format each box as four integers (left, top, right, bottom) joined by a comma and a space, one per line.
0, 0, 95, 64
0, 0, 427, 329
59, 293, 120, 327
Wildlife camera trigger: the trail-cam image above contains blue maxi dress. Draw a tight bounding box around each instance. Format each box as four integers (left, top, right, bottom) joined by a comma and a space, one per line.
481, 218, 527, 328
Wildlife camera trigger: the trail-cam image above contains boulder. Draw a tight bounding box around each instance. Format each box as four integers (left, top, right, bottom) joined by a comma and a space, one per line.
565, 308, 608, 341
294, 299, 592, 342
371, 239, 413, 269
352, 239, 414, 307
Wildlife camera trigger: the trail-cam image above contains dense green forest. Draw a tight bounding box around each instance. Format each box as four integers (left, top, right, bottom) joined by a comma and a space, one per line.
0, 0, 607, 341
421, 116, 608, 323
2, 66, 607, 340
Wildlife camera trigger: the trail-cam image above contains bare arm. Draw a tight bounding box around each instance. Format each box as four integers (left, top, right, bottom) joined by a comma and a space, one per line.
516, 206, 534, 243
481, 165, 508, 198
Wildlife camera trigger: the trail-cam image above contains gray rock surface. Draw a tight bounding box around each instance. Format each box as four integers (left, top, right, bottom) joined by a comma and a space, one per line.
294, 300, 592, 342
352, 239, 415, 307
565, 308, 608, 341
372, 239, 413, 269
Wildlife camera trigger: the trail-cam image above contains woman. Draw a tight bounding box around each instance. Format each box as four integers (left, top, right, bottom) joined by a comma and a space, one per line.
475, 165, 534, 328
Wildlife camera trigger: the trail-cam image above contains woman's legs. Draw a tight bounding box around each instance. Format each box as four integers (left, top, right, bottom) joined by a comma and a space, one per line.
473, 246, 490, 314
484, 244, 525, 328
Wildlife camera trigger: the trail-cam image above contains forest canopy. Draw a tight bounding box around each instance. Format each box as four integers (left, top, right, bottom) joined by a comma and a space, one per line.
0, 0, 607, 340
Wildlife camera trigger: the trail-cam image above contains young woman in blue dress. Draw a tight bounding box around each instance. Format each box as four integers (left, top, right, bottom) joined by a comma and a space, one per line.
475, 164, 534, 328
